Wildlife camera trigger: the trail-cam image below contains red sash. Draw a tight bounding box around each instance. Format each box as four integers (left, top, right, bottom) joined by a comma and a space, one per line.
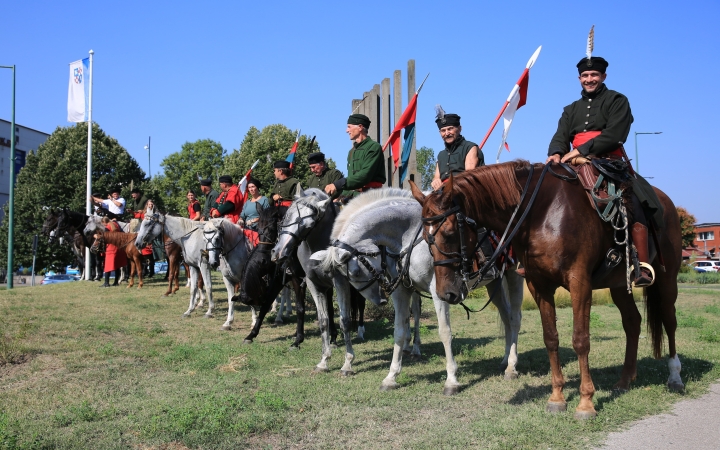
276, 200, 293, 207
359, 181, 383, 192
573, 131, 623, 158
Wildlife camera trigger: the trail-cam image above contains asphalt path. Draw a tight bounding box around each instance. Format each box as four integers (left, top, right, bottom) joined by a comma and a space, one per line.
596, 381, 720, 449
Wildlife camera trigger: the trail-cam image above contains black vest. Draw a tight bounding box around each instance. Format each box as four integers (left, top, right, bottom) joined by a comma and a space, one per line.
437, 136, 478, 181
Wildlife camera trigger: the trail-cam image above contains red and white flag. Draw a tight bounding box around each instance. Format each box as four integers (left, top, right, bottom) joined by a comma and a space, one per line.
496, 46, 542, 162
239, 159, 260, 203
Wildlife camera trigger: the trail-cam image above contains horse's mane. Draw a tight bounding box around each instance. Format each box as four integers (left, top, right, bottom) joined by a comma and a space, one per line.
101, 231, 138, 249
166, 214, 203, 233
448, 160, 533, 213
207, 218, 245, 244
331, 188, 411, 240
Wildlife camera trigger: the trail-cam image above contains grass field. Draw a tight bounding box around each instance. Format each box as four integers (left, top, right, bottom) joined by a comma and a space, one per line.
1, 276, 719, 449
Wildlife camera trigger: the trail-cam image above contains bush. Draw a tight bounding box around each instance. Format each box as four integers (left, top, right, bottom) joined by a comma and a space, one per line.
677, 272, 720, 284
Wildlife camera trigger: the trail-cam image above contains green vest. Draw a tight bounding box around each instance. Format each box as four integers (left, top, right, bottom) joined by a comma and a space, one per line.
271, 177, 300, 201
344, 137, 385, 193
437, 136, 483, 180
202, 189, 219, 220
306, 168, 344, 191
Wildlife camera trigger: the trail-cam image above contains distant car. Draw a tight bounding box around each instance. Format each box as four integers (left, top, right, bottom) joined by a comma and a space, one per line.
713, 261, 720, 272
41, 274, 81, 285
154, 262, 168, 274
692, 261, 718, 273
66, 266, 81, 275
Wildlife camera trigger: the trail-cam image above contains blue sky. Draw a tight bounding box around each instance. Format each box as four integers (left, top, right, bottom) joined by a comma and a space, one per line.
1, 0, 718, 222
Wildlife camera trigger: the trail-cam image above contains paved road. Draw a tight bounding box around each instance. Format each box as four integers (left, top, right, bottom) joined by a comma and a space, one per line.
596, 382, 720, 449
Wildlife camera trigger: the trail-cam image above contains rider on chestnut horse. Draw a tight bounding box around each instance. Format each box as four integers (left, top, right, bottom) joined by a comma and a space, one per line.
546, 55, 663, 288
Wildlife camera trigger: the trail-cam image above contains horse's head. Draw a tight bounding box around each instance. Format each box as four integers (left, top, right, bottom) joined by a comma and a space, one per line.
42, 209, 60, 243
272, 187, 331, 263
320, 240, 387, 306
203, 219, 224, 270
135, 213, 164, 248
90, 233, 105, 254
410, 177, 478, 305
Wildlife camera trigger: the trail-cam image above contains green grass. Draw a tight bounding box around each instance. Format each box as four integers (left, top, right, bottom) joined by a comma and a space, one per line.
0, 276, 719, 449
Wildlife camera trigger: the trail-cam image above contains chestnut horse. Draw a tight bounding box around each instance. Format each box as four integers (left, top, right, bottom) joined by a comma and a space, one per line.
93, 231, 147, 288
410, 160, 682, 420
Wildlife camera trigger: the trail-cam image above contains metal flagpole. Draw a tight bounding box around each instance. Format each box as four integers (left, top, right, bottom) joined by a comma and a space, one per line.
1, 64, 16, 288
84, 50, 94, 280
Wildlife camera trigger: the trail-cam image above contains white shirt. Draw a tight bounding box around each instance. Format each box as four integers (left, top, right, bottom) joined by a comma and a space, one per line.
102, 197, 126, 215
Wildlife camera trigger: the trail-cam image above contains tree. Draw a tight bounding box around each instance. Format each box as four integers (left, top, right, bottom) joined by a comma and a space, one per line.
224, 125, 321, 196
416, 146, 436, 191
676, 206, 697, 248
154, 139, 226, 214
0, 123, 146, 271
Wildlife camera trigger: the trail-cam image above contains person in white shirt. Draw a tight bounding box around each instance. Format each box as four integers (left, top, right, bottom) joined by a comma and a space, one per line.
91, 188, 126, 217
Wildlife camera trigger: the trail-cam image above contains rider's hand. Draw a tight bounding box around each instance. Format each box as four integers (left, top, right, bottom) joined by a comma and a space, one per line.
272, 194, 281, 201
560, 149, 581, 164
546, 154, 561, 164
324, 184, 337, 196
431, 178, 443, 191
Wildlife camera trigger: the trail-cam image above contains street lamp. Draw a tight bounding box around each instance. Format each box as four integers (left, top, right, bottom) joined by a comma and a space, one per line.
1, 64, 16, 289
144, 136, 151, 178
634, 131, 662, 174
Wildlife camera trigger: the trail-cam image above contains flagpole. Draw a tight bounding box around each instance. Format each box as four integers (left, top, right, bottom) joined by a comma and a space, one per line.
84, 49, 94, 280
416, 73, 430, 94
477, 46, 542, 152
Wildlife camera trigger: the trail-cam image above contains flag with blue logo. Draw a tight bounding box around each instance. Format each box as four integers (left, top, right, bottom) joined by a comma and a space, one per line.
67, 58, 89, 122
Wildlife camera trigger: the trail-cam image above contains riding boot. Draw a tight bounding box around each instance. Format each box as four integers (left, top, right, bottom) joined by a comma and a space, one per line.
100, 272, 110, 288
112, 269, 120, 286
631, 223, 654, 287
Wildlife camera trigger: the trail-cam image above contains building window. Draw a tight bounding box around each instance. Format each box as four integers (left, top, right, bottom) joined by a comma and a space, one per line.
697, 231, 715, 241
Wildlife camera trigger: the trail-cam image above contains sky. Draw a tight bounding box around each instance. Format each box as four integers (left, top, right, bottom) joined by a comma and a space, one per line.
1, 0, 718, 222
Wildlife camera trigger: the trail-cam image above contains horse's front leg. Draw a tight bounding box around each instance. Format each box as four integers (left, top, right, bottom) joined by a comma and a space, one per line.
609, 286, 641, 390
182, 266, 200, 317
569, 276, 597, 419
430, 281, 460, 395
199, 262, 214, 318
333, 274, 355, 377
220, 273, 236, 330
305, 272, 333, 372
380, 288, 412, 391
136, 256, 144, 289
488, 276, 519, 380
409, 291, 422, 358
290, 277, 306, 349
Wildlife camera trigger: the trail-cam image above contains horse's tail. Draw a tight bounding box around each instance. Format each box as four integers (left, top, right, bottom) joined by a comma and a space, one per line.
643, 288, 664, 359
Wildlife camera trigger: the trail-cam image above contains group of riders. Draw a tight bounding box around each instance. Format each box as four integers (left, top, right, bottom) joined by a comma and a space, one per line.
86, 48, 658, 291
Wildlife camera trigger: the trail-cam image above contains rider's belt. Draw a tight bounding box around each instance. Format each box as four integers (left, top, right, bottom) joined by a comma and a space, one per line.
276, 200, 293, 207
573, 131, 622, 159
358, 181, 383, 192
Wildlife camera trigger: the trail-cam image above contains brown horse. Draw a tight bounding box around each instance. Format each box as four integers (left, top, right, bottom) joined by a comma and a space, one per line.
161, 234, 184, 296
410, 160, 683, 419
93, 231, 147, 289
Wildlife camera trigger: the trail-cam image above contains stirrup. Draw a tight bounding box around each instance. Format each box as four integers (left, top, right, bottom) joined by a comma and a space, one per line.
631, 262, 656, 288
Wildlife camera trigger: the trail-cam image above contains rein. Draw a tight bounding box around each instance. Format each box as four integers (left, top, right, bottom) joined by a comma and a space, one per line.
278, 201, 323, 244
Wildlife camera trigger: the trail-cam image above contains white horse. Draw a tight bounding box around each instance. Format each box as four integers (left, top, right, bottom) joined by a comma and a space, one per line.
203, 218, 258, 330
83, 215, 131, 235
271, 187, 421, 375
135, 214, 213, 318
320, 188, 525, 393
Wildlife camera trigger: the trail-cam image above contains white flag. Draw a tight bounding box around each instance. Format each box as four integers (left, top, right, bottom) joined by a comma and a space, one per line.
67, 58, 89, 122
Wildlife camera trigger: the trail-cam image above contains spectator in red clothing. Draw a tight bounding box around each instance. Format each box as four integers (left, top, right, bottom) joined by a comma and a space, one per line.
209, 175, 243, 224
187, 190, 201, 221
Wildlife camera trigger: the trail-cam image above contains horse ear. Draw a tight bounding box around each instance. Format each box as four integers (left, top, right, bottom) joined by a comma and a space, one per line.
316, 198, 330, 210
408, 180, 426, 206
295, 184, 305, 199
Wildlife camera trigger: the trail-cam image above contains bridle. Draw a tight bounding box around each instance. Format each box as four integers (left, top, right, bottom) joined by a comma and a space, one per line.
278, 200, 324, 245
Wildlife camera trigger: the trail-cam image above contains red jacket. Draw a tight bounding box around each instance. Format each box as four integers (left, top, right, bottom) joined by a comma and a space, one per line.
211, 185, 243, 224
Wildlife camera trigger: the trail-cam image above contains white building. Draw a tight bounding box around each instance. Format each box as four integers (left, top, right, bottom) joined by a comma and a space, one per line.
0, 119, 50, 222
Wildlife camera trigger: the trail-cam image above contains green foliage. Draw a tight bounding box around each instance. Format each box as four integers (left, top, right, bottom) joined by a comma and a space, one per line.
676, 206, 697, 248
415, 146, 436, 191
0, 123, 146, 270
223, 125, 321, 198
677, 272, 720, 284
155, 139, 226, 214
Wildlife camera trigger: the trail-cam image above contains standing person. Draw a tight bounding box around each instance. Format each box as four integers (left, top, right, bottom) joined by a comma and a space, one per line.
91, 187, 126, 218
141, 199, 157, 277
210, 175, 243, 223
97, 217, 128, 287
324, 113, 385, 199
186, 190, 201, 221
127, 188, 148, 219
306, 152, 344, 193
199, 179, 219, 221
546, 55, 660, 287
270, 160, 300, 208
239, 178, 269, 231
430, 110, 483, 190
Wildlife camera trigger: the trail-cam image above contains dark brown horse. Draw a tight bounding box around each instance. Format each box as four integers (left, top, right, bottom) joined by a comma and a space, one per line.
410, 160, 682, 419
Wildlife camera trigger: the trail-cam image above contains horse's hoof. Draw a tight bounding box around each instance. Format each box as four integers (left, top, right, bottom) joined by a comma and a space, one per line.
221, 325, 232, 331
573, 409, 597, 420
340, 370, 354, 377
182, 313, 191, 318
546, 402, 567, 413
443, 385, 461, 396
504, 372, 519, 381
203, 314, 214, 319
402, 349, 411, 356
242, 339, 253, 345
612, 382, 630, 392
312, 367, 329, 374
410, 353, 422, 361
668, 381, 685, 393
288, 345, 300, 352
380, 381, 400, 391
329, 343, 338, 350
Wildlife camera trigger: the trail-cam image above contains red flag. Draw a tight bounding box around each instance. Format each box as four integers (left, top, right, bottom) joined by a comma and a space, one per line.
286, 130, 300, 169
383, 93, 418, 169
239, 160, 259, 204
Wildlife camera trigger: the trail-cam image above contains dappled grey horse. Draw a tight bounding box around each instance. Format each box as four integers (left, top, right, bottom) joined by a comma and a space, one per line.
320, 188, 525, 393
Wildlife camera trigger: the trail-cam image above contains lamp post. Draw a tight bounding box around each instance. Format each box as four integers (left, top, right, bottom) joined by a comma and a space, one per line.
634, 131, 662, 174
144, 136, 151, 178
1, 64, 16, 289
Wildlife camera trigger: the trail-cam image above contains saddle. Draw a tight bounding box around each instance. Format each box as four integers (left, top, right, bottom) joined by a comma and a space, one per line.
571, 155, 630, 222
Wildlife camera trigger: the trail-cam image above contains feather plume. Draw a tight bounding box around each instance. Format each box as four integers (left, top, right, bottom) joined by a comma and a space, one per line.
586, 25, 595, 59
435, 104, 445, 121
196, 172, 203, 182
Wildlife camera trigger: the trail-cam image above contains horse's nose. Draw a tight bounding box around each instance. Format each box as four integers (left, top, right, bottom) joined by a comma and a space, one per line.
445, 292, 461, 305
